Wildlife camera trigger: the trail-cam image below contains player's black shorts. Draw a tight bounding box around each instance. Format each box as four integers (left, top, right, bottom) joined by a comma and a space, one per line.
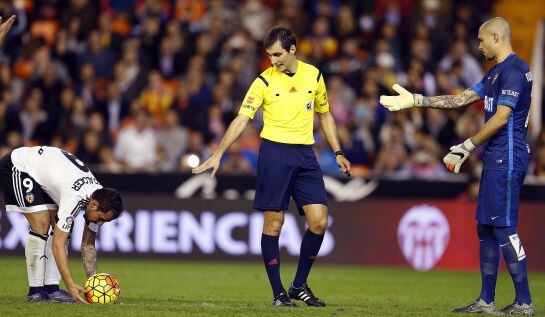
0, 152, 57, 213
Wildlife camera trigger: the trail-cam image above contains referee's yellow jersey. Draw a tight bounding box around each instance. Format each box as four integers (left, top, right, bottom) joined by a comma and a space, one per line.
238, 60, 330, 145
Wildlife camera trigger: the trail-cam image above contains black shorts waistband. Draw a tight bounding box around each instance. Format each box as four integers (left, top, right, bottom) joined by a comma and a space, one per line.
262, 139, 314, 148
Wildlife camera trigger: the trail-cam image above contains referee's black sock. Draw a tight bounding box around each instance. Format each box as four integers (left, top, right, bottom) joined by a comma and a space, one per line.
292, 229, 324, 288
261, 234, 285, 297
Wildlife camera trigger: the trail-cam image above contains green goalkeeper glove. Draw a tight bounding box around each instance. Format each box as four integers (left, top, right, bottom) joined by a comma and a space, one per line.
442, 138, 477, 174
379, 84, 424, 111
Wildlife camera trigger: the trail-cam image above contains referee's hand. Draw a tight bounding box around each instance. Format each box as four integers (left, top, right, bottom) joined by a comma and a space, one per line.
192, 155, 221, 178
0, 15, 15, 46
336, 155, 351, 177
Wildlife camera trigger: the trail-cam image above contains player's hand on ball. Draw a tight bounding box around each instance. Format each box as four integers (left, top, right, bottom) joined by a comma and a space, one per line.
68, 282, 87, 304
443, 138, 477, 174
192, 155, 221, 178
379, 84, 416, 111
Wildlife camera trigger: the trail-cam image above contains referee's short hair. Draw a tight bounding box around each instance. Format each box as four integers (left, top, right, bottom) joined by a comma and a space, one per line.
264, 26, 296, 51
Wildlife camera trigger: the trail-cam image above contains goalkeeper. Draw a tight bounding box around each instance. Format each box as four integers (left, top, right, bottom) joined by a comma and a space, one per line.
380, 17, 534, 315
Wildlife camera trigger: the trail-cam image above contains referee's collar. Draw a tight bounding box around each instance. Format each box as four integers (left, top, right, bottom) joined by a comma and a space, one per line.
276, 60, 299, 77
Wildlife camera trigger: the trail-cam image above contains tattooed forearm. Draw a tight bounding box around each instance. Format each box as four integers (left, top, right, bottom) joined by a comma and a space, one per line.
421, 89, 481, 109
81, 225, 97, 277
81, 245, 97, 278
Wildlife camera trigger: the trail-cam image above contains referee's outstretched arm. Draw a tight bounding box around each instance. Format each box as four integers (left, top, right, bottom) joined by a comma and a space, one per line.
192, 113, 251, 177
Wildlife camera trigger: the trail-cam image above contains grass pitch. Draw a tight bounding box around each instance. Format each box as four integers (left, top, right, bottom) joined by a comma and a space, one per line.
0, 256, 543, 316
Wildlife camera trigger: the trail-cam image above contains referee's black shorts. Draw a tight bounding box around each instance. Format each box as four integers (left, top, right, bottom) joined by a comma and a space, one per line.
253, 139, 327, 215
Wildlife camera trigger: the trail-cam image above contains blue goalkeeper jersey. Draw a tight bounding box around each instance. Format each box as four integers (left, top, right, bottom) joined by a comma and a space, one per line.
470, 53, 532, 172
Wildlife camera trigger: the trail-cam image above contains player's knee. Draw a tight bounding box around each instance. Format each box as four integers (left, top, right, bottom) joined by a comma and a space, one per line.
481, 262, 498, 276
264, 218, 284, 235
308, 217, 328, 234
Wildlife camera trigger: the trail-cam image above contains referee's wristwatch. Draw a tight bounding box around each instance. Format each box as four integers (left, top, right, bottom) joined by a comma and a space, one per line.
334, 150, 345, 157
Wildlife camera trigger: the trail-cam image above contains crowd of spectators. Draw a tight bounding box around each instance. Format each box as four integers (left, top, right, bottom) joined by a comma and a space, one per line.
0, 0, 544, 183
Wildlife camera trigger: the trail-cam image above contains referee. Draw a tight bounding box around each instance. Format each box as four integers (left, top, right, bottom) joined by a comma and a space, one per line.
193, 26, 350, 307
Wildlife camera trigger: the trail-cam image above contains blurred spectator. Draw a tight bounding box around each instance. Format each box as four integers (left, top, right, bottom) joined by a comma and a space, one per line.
439, 41, 483, 87
335, 4, 357, 39
375, 122, 410, 175
87, 111, 113, 147
18, 88, 51, 144
60, 0, 98, 40
423, 108, 456, 148
114, 108, 157, 171
97, 146, 123, 173
0, 131, 23, 157
0, 89, 21, 138
77, 130, 102, 164
326, 75, 355, 125
99, 80, 130, 134
31, 61, 65, 127
239, 0, 273, 41
179, 130, 211, 173
299, 16, 338, 67
157, 109, 188, 171
78, 30, 116, 79
139, 69, 174, 123
221, 142, 254, 175
75, 62, 98, 109
404, 131, 447, 180
157, 34, 186, 78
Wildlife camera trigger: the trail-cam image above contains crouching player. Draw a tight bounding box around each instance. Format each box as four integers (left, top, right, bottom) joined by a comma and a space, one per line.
0, 146, 123, 303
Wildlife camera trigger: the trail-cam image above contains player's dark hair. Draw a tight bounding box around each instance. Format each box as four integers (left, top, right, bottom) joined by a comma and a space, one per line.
264, 26, 296, 51
92, 188, 124, 219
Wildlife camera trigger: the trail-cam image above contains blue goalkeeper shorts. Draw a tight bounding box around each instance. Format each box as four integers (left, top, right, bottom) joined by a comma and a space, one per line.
253, 139, 327, 215
476, 169, 526, 227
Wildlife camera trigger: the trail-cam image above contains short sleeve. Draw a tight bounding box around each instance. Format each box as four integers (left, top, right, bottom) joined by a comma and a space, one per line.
238, 77, 266, 119
497, 70, 526, 109
314, 71, 330, 113
56, 198, 86, 233
470, 79, 485, 99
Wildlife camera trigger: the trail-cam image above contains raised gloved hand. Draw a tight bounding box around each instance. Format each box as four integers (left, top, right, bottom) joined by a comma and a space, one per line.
379, 84, 423, 111
443, 138, 477, 174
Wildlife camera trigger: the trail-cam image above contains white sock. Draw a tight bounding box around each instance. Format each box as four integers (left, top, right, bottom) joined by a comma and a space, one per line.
26, 230, 48, 288
44, 231, 62, 286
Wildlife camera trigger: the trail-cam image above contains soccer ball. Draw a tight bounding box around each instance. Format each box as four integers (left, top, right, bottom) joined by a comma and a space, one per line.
84, 273, 120, 304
